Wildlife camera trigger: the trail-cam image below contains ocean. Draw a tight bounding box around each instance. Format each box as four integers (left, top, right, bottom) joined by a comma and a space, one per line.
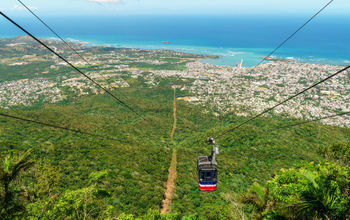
0, 14, 349, 67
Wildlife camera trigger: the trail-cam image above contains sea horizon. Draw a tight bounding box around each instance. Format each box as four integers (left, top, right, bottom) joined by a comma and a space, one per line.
1, 14, 349, 67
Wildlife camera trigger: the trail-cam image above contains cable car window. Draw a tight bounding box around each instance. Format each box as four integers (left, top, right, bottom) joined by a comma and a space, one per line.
205, 172, 212, 180
213, 171, 217, 179
200, 172, 205, 180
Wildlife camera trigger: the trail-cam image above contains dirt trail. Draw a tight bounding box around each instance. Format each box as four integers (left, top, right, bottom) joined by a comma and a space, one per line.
160, 88, 178, 214
160, 149, 177, 214
170, 88, 177, 141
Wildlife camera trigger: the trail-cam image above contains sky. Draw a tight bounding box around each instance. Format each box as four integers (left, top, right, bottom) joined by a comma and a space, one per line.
0, 0, 349, 16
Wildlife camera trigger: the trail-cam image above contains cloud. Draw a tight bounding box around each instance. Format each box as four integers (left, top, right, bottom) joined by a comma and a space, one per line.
13, 4, 38, 10
88, 0, 123, 3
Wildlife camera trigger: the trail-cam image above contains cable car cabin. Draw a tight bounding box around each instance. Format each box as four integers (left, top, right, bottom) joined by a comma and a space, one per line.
197, 138, 219, 191
197, 156, 217, 191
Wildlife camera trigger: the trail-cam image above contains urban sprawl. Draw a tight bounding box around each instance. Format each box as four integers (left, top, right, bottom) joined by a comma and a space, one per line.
1, 37, 349, 127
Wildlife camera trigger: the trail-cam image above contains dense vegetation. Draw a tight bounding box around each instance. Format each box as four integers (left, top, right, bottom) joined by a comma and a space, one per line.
0, 75, 222, 218
1, 80, 349, 219
172, 116, 350, 219
0, 37, 349, 219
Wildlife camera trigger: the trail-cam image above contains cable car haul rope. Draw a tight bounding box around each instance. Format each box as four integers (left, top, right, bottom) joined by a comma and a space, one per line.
17, 0, 131, 101
0, 11, 143, 120
0, 0, 348, 194
0, 112, 118, 141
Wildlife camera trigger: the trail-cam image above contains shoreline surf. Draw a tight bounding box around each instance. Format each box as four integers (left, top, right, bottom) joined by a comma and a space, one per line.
1, 35, 349, 68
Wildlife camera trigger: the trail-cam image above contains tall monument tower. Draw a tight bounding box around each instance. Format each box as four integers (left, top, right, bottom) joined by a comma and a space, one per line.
236, 59, 244, 68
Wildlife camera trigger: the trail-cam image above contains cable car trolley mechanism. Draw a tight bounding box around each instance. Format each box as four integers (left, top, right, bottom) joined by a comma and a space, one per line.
197, 138, 219, 191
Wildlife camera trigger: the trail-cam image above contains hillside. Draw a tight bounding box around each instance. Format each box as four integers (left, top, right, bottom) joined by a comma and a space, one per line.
0, 75, 223, 218
0, 37, 349, 219
172, 117, 350, 218
1, 83, 350, 219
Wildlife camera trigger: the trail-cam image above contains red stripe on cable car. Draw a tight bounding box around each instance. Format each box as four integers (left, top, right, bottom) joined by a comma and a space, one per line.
198, 182, 217, 191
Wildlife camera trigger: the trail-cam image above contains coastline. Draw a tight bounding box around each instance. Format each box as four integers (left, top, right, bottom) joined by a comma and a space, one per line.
1, 35, 349, 68
1, 36, 349, 128
82, 40, 350, 68
58, 36, 350, 67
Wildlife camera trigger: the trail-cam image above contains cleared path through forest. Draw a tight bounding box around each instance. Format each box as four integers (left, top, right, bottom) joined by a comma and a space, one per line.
160, 87, 178, 214
170, 88, 177, 141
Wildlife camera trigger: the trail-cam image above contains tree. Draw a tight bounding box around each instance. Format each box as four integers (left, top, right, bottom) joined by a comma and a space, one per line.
241, 163, 350, 219
320, 142, 350, 165
241, 182, 270, 220
280, 170, 345, 219
36, 164, 62, 197
53, 186, 99, 219
0, 149, 34, 217
199, 204, 234, 220
51, 170, 111, 219
267, 163, 350, 219
25, 164, 62, 219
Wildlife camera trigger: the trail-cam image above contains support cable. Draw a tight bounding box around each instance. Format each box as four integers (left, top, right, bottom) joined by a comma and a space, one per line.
215, 65, 350, 139
229, 111, 350, 145
272, 111, 350, 131
0, 11, 144, 120
18, 0, 91, 67
0, 112, 118, 141
17, 0, 130, 100
255, 0, 334, 67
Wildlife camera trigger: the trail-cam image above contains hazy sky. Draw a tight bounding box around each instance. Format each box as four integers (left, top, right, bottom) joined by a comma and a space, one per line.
1, 0, 349, 16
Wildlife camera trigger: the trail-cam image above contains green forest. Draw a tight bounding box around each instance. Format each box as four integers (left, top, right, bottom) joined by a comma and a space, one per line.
0, 37, 349, 220
1, 76, 349, 219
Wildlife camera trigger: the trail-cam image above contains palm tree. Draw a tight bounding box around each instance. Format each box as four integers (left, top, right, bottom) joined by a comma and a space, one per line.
280, 170, 347, 220
241, 182, 269, 219
0, 149, 34, 215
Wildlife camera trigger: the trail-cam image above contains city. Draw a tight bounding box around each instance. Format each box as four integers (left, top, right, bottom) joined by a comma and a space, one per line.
1, 37, 349, 127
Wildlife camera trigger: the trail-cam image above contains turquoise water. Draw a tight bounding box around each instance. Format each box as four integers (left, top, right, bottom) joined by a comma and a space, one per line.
1, 15, 349, 67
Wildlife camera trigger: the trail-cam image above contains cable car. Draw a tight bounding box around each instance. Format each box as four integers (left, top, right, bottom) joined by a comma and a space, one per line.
197, 138, 219, 191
